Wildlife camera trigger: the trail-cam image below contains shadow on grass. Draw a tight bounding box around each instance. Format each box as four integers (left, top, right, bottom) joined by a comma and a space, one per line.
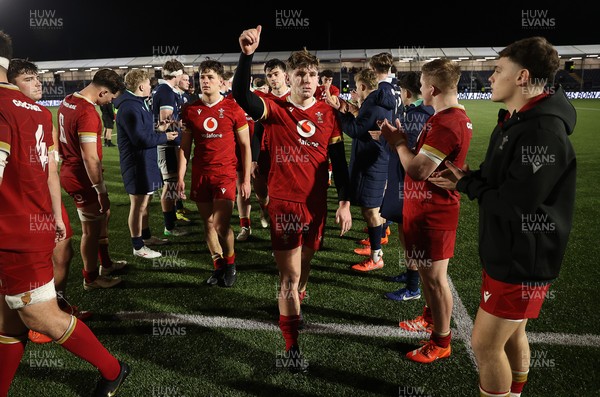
16, 366, 97, 397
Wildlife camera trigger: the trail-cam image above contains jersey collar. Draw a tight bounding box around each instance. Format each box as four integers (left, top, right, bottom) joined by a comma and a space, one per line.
287, 95, 316, 110
74, 91, 96, 105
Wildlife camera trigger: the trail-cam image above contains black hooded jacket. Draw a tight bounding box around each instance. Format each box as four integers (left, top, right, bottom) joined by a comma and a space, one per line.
456, 85, 576, 283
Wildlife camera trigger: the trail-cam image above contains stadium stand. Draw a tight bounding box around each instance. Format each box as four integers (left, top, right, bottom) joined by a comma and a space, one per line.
33, 45, 600, 95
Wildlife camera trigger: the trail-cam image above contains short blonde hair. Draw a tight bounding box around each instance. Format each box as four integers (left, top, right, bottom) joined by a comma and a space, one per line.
124, 69, 149, 92
354, 69, 378, 90
421, 58, 461, 91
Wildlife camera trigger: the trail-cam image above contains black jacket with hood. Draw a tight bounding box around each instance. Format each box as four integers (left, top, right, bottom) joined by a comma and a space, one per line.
456, 85, 576, 284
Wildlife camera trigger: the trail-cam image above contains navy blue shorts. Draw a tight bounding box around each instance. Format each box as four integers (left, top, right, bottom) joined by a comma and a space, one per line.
350, 174, 386, 208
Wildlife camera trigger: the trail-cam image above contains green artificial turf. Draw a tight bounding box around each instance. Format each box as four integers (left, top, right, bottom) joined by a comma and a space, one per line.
8, 100, 600, 397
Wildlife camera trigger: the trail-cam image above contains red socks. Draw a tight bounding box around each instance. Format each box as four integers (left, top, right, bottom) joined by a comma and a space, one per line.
511, 370, 529, 396
57, 317, 120, 381
279, 314, 300, 351
431, 330, 451, 348
0, 333, 27, 397
213, 255, 234, 268
240, 217, 250, 228
82, 268, 99, 283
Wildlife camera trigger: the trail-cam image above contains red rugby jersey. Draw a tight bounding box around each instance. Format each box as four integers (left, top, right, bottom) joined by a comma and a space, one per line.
261, 96, 343, 203
404, 106, 473, 230
181, 96, 248, 179
0, 83, 56, 252
57, 92, 102, 169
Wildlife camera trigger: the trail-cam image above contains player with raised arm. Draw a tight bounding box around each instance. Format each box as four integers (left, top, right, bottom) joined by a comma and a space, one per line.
233, 25, 352, 371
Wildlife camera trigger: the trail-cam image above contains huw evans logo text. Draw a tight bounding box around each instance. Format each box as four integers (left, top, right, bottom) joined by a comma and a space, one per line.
521, 10, 555, 28
275, 10, 309, 29
30, 10, 63, 29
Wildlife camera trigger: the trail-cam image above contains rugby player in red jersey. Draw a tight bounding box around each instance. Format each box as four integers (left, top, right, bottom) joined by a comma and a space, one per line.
57, 68, 127, 291
178, 59, 251, 288
233, 25, 352, 371
380, 58, 473, 363
7, 59, 92, 344
0, 31, 129, 397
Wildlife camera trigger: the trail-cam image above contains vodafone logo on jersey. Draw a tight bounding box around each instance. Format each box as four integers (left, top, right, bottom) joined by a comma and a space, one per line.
203, 117, 219, 132
296, 120, 316, 138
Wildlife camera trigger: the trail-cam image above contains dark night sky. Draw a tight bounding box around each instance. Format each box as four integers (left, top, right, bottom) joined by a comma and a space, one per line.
0, 1, 596, 62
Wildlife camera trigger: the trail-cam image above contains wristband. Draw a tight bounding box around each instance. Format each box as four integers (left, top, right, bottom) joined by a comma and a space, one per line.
49, 149, 60, 163
92, 181, 107, 194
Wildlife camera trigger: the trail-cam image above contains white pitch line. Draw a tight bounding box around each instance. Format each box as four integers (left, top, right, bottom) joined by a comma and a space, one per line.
447, 276, 477, 368
115, 311, 431, 339
115, 276, 600, 363
527, 332, 600, 347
